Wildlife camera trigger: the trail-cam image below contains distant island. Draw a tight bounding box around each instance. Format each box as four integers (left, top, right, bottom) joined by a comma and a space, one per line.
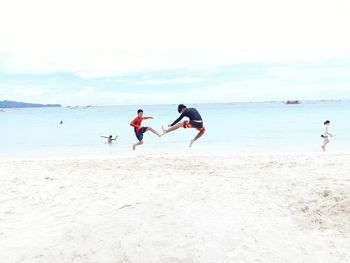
0, 100, 62, 108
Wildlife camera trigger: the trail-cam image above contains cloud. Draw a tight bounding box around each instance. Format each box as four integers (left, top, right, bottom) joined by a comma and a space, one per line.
74, 87, 96, 97
0, 84, 56, 103
49, 76, 62, 81
22, 88, 43, 97
0, 0, 349, 105
0, 0, 349, 76
265, 64, 350, 80
65, 90, 178, 106
1, 60, 350, 105
142, 77, 206, 85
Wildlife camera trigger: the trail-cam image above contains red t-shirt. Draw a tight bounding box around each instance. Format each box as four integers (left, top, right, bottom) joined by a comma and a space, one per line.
130, 116, 153, 133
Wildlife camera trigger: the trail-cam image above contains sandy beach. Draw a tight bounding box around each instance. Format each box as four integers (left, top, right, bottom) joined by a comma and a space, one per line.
1, 153, 350, 263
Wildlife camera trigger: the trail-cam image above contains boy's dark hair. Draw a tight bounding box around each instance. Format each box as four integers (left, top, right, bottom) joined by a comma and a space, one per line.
137, 109, 143, 114
324, 120, 330, 125
177, 104, 187, 113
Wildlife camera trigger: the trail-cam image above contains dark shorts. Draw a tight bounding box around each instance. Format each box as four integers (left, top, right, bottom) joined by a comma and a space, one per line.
135, 127, 148, 141
321, 135, 328, 138
183, 120, 205, 131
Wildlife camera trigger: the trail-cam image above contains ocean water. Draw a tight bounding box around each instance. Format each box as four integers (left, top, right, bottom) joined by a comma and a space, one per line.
1, 101, 349, 158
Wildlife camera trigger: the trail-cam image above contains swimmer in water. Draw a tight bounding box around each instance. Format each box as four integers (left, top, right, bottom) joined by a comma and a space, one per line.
101, 135, 118, 143
162, 104, 205, 147
130, 109, 161, 150
321, 120, 334, 152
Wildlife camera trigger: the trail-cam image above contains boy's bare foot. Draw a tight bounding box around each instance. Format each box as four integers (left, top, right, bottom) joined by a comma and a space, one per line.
189, 139, 195, 148
133, 144, 136, 151
162, 126, 167, 134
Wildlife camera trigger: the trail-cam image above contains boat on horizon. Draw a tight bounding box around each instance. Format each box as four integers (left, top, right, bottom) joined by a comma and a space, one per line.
285, 100, 301, 105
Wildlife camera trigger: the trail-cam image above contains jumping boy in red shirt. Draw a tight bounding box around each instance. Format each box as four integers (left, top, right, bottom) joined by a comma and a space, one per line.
130, 109, 161, 150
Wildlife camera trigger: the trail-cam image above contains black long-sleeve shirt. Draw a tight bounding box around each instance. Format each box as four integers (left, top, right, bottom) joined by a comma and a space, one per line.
171, 108, 203, 126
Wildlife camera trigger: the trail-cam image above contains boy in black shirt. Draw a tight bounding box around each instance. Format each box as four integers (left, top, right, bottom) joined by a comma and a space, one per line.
162, 104, 205, 147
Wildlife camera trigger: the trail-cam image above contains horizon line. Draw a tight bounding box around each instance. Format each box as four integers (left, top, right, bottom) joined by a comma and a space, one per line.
63, 99, 348, 107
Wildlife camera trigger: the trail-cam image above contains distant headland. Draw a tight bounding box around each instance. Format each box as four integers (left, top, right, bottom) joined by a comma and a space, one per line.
0, 100, 62, 108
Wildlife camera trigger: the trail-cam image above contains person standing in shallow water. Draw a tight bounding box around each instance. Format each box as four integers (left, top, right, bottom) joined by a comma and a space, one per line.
101, 135, 118, 143
321, 120, 334, 152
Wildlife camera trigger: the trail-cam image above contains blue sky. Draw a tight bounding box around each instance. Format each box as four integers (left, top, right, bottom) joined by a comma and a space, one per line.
0, 0, 349, 105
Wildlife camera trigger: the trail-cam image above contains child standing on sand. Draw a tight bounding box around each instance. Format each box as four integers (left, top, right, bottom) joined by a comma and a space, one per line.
130, 109, 161, 150
321, 120, 334, 152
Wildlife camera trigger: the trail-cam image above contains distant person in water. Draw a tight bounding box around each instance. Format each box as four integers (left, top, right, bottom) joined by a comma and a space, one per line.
321, 120, 334, 152
162, 104, 205, 147
130, 109, 161, 150
59, 121, 63, 124
101, 135, 118, 143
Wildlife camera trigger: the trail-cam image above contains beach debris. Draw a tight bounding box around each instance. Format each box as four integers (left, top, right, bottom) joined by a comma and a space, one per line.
44, 177, 55, 181
290, 187, 350, 233
118, 202, 144, 210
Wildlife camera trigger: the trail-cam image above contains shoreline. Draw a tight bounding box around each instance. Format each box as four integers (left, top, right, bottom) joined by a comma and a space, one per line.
1, 151, 350, 161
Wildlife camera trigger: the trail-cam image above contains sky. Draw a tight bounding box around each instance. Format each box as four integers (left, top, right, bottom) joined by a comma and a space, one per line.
0, 0, 349, 105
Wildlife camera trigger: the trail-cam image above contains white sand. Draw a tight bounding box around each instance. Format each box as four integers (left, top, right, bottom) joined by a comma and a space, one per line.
1, 154, 350, 263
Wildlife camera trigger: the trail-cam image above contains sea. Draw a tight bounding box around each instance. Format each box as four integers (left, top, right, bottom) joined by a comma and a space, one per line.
1, 101, 349, 159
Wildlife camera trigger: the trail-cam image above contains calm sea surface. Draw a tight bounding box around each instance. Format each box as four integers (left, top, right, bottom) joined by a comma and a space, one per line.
1, 101, 349, 158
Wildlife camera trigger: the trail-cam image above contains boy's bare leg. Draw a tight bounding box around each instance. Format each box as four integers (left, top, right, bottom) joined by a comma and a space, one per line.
189, 129, 205, 148
133, 140, 143, 150
162, 122, 184, 135
147, 127, 161, 137
321, 138, 329, 152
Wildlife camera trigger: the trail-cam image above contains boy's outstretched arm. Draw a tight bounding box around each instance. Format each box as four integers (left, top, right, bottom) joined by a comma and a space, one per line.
170, 113, 185, 126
